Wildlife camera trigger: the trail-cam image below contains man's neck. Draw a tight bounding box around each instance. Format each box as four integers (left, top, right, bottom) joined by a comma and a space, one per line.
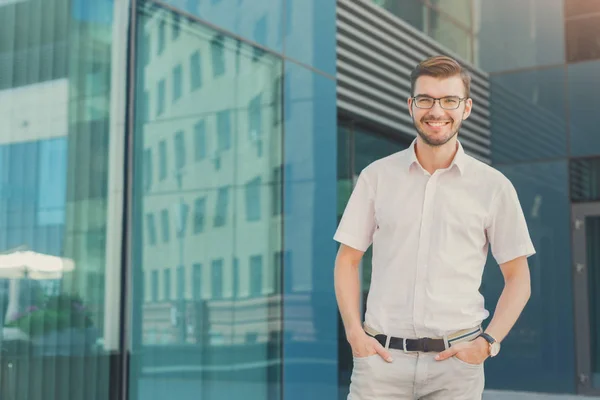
414, 137, 459, 175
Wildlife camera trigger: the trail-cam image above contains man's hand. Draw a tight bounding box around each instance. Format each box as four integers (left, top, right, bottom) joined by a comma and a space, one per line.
434, 337, 489, 365
348, 331, 394, 363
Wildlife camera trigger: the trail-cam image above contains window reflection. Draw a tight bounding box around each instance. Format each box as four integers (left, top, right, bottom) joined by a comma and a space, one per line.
132, 4, 284, 399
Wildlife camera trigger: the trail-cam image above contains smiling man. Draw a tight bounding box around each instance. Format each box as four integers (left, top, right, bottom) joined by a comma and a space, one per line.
334, 56, 536, 399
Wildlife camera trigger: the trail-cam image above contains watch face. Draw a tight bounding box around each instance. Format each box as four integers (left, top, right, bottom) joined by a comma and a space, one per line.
490, 342, 501, 357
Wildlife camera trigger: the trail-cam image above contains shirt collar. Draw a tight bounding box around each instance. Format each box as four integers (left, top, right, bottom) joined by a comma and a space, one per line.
405, 139, 467, 176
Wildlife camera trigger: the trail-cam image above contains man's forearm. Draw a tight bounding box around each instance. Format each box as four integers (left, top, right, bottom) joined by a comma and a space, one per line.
334, 259, 363, 340
484, 270, 531, 343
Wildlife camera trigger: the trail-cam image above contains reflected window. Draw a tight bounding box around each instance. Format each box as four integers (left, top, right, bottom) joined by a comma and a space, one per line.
245, 176, 262, 221
174, 130, 186, 169
164, 268, 171, 301
190, 50, 203, 90
272, 165, 290, 216
146, 213, 157, 246
233, 258, 240, 298
249, 94, 262, 156
193, 263, 203, 300
210, 34, 226, 77
274, 251, 292, 293
157, 78, 166, 116
158, 20, 166, 55
175, 202, 189, 238
173, 13, 181, 39
250, 255, 263, 297
172, 64, 183, 103
152, 270, 159, 302
177, 265, 185, 300
194, 120, 207, 161
193, 197, 206, 233
160, 208, 170, 243
566, 15, 600, 63
211, 259, 224, 299
217, 110, 232, 151
214, 186, 229, 227
158, 140, 167, 180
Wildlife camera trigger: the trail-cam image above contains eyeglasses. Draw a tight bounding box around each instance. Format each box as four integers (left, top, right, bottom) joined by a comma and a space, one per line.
412, 95, 467, 110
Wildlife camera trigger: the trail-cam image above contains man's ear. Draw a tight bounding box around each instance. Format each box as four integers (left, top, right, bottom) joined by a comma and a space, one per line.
463, 98, 473, 120
407, 97, 413, 118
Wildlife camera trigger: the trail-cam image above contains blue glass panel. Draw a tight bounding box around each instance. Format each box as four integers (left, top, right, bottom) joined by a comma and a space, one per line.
285, 0, 336, 75
568, 60, 600, 156
490, 67, 568, 163
283, 61, 337, 400
132, 5, 284, 400
166, 0, 283, 53
481, 161, 575, 393
479, 0, 565, 72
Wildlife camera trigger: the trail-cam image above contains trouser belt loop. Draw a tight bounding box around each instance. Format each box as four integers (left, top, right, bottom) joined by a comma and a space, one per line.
442, 334, 450, 350
384, 334, 391, 350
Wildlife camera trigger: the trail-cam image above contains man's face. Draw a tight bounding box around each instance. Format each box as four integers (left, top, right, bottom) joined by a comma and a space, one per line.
407, 75, 473, 147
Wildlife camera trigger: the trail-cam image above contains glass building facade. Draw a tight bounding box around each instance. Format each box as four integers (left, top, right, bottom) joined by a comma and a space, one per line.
0, 0, 598, 399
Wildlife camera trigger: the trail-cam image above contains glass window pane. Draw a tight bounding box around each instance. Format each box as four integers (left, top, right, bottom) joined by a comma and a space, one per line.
152, 270, 159, 301
429, 11, 471, 61
193, 197, 206, 233
172, 64, 183, 102
245, 176, 262, 221
190, 50, 202, 90
173, 130, 186, 169
568, 60, 600, 156
490, 67, 568, 163
372, 0, 427, 31
160, 208, 170, 242
430, 0, 471, 28
571, 158, 600, 202
566, 15, 600, 63
249, 255, 263, 297
158, 140, 167, 180
479, 0, 565, 72
157, 78, 166, 116
146, 213, 157, 245
132, 5, 283, 399
192, 263, 202, 300
481, 162, 574, 393
0, 0, 124, 397
216, 109, 231, 151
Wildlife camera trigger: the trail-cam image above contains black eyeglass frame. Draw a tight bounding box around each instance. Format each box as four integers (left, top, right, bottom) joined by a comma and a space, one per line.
411, 95, 469, 110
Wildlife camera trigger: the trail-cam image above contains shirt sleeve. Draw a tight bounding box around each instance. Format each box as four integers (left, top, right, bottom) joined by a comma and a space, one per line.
333, 171, 376, 252
486, 182, 536, 265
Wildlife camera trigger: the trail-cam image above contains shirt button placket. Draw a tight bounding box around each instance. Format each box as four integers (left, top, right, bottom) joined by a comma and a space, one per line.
413, 174, 438, 337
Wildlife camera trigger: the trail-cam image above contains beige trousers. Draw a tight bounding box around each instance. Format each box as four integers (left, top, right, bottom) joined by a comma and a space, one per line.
348, 348, 485, 399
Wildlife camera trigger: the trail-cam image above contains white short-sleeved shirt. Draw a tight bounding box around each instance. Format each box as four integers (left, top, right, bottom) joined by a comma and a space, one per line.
334, 139, 536, 338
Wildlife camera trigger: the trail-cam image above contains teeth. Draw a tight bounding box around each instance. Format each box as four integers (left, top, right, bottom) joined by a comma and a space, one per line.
426, 122, 449, 127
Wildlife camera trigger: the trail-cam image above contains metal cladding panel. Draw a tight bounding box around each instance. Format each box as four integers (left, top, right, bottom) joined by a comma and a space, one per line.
337, 0, 491, 163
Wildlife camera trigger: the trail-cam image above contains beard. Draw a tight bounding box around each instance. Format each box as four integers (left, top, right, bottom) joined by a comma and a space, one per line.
413, 116, 462, 147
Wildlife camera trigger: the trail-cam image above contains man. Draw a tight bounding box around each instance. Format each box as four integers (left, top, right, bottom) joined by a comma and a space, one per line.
334, 55, 535, 399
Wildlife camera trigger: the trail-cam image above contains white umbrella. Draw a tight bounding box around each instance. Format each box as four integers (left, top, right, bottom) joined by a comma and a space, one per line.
0, 250, 75, 280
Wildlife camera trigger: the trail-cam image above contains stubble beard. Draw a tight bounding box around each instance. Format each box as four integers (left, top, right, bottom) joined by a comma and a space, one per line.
413, 117, 462, 147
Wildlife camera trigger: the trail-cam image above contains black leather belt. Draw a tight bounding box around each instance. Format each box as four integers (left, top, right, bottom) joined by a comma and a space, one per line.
367, 332, 446, 352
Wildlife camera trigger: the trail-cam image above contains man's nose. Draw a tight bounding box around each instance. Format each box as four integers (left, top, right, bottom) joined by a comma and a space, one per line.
428, 101, 446, 117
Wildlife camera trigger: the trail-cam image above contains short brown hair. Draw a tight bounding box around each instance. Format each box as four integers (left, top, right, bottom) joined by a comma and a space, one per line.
410, 56, 471, 98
